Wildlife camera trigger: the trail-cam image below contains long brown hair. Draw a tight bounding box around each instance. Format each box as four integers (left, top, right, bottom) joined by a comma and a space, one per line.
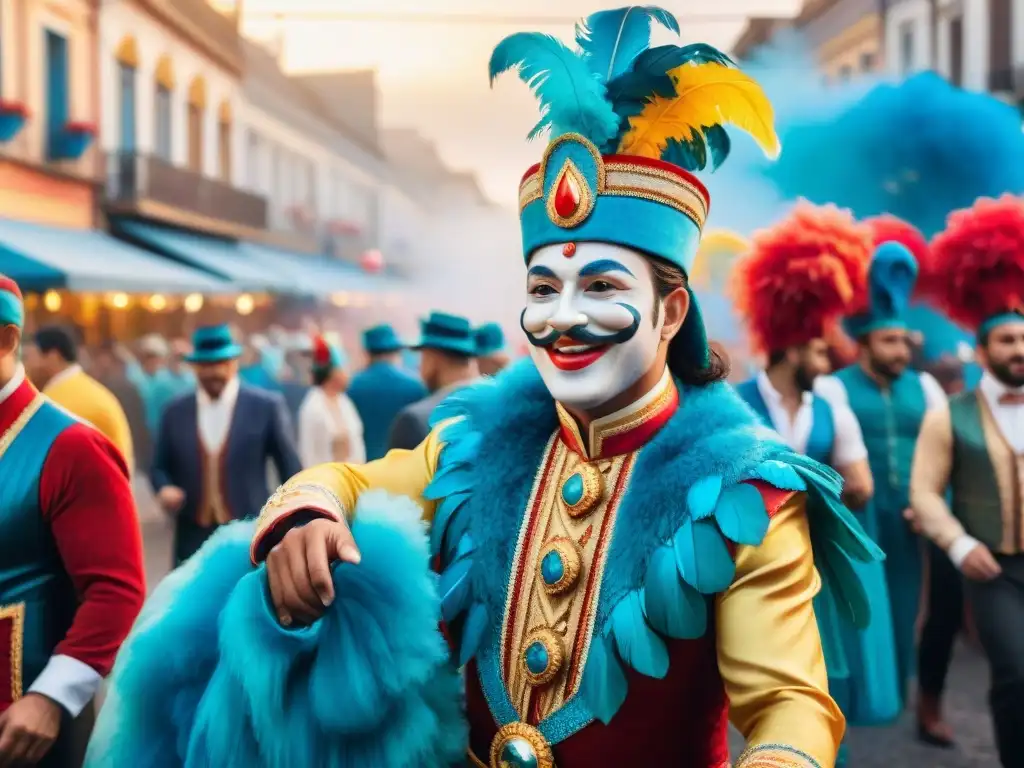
649, 258, 731, 386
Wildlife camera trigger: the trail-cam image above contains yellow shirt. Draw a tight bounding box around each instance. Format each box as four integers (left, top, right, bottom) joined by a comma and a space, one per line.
253, 378, 840, 768
45, 365, 135, 475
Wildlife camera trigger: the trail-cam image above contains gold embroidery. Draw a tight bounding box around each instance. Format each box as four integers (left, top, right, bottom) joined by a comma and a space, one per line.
591, 379, 676, 457
545, 158, 596, 228
538, 537, 582, 596
466, 748, 488, 768
0, 603, 25, 704
0, 395, 44, 462
520, 626, 565, 686
489, 722, 554, 768
252, 482, 348, 554
735, 745, 821, 768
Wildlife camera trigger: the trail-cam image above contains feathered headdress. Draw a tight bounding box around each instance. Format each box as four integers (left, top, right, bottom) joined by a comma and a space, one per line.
492, 6, 779, 365
928, 195, 1024, 336
730, 203, 871, 354
311, 335, 346, 372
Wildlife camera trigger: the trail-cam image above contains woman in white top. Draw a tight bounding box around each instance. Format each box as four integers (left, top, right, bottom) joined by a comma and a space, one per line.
297, 335, 366, 467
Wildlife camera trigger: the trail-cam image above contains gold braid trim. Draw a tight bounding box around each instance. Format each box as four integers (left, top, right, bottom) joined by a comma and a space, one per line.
0, 603, 25, 704
250, 482, 348, 562
735, 744, 822, 768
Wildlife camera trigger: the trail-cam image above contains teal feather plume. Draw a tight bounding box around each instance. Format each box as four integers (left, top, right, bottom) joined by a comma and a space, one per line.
686, 474, 722, 520
611, 590, 669, 678
575, 6, 680, 82
815, 537, 873, 628
673, 517, 735, 593
605, 43, 733, 104
750, 459, 807, 491
579, 631, 628, 724
489, 32, 620, 146
714, 483, 770, 546
643, 546, 708, 639
458, 602, 489, 667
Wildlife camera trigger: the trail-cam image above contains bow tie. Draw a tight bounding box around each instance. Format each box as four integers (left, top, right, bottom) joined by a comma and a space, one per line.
998, 391, 1024, 406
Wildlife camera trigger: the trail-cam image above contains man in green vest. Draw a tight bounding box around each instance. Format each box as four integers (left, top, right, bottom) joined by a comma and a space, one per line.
909, 194, 1024, 768
814, 222, 947, 711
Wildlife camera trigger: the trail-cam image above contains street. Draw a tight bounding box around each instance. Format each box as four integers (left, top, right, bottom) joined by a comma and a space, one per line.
135, 486, 1000, 767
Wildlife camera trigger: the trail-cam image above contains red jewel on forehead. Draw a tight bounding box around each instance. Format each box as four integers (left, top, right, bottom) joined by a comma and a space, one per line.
562, 242, 577, 258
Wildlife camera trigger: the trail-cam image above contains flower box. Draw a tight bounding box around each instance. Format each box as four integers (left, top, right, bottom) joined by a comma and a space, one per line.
0, 101, 29, 143
51, 121, 96, 160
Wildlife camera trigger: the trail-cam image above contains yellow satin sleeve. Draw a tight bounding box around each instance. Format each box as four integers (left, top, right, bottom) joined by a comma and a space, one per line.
718, 493, 844, 768
251, 425, 445, 560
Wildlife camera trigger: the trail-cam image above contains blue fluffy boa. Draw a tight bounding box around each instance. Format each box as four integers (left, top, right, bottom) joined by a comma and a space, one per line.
85, 493, 466, 768
425, 359, 882, 741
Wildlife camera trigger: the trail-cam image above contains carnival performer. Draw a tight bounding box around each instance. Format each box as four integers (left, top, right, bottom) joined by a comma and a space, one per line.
731, 205, 902, 763
387, 311, 478, 452
909, 195, 1024, 768
347, 323, 427, 461
814, 219, 947, 708
150, 324, 301, 565
298, 335, 365, 467
88, 8, 883, 768
474, 322, 511, 376
0, 275, 145, 767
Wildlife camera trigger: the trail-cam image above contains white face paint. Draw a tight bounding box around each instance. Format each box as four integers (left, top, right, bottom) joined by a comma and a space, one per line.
521, 242, 664, 411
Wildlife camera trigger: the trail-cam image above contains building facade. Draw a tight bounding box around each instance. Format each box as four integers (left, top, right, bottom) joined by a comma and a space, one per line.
884, 0, 1024, 100
0, 0, 100, 228
98, 0, 268, 237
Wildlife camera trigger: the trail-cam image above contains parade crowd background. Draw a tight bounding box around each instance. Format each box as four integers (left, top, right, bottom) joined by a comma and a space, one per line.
3, 0, 1024, 766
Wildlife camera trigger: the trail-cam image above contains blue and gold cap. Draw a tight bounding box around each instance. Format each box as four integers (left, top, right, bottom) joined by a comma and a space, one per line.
0, 274, 24, 329
491, 6, 778, 364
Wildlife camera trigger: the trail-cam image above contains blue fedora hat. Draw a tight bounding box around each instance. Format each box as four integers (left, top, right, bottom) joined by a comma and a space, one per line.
184, 324, 244, 364
474, 322, 506, 356
362, 323, 405, 354
412, 312, 477, 357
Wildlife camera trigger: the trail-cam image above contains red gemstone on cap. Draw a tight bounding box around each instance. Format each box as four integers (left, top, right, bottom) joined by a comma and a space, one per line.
553, 172, 581, 218
562, 243, 576, 257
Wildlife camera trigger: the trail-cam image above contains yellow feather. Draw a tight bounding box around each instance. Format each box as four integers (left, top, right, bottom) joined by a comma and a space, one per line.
618, 62, 781, 160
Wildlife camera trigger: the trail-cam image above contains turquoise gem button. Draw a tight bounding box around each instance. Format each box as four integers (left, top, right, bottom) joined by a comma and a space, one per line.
561, 473, 584, 506
525, 641, 549, 676
540, 550, 564, 586
499, 738, 539, 768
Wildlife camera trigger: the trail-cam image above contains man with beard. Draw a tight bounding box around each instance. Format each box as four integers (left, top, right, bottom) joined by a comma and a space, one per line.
88, 9, 883, 767
815, 222, 947, 708
150, 324, 301, 565
909, 195, 1024, 768
733, 205, 901, 765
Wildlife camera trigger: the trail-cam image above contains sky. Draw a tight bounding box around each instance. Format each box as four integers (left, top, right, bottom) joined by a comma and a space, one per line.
237, 0, 804, 206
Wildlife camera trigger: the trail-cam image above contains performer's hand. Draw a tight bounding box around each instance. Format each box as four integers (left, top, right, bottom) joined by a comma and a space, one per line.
961, 544, 1003, 582
266, 518, 361, 627
0, 694, 62, 767
902, 507, 922, 534
157, 486, 185, 514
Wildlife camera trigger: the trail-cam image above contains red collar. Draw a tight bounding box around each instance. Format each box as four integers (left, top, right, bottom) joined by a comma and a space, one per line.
0, 378, 39, 436
556, 370, 679, 460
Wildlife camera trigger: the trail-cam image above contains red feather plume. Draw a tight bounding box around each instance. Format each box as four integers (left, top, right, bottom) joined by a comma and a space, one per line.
928, 194, 1024, 331
311, 334, 331, 367
730, 202, 872, 354
862, 215, 931, 299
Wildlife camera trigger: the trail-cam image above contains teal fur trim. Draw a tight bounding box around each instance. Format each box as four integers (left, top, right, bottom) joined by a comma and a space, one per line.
86, 494, 466, 768
425, 358, 881, 730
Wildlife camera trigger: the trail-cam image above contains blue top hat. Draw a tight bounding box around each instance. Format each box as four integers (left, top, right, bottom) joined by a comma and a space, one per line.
412, 312, 477, 357
184, 324, 244, 364
474, 323, 506, 356
363, 324, 405, 355
843, 242, 919, 338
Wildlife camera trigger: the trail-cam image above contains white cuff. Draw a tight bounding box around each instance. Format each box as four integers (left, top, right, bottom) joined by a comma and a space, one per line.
27, 654, 102, 716
947, 535, 982, 570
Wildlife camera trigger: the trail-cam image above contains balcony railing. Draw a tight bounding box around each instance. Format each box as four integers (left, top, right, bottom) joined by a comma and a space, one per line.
105, 151, 268, 230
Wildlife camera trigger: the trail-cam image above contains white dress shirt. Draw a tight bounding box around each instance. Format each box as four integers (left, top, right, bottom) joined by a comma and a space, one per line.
978, 371, 1024, 455
756, 371, 868, 466
298, 386, 366, 467
197, 376, 240, 452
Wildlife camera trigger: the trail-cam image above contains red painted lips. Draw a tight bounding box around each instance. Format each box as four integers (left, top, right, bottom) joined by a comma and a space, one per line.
545, 344, 610, 371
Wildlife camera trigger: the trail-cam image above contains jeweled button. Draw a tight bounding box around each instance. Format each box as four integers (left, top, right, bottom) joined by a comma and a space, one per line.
560, 462, 604, 518
499, 738, 539, 768
520, 627, 564, 686
490, 722, 554, 768
538, 536, 582, 596
561, 473, 584, 506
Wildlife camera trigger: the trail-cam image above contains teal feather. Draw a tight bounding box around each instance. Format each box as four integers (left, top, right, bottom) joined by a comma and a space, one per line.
458, 602, 489, 667
714, 483, 770, 546
423, 466, 473, 503
605, 43, 733, 105
643, 545, 708, 639
610, 590, 669, 678
750, 459, 807, 491
663, 138, 707, 172
704, 125, 731, 169
435, 416, 472, 443
489, 32, 620, 146
673, 517, 735, 594
579, 630, 628, 724
686, 475, 723, 520
454, 532, 474, 561
442, 507, 473, 565
439, 557, 472, 622
430, 399, 465, 426
815, 538, 873, 628
789, 454, 845, 498
806, 483, 884, 562
429, 491, 470, 557
575, 6, 680, 82
438, 432, 482, 466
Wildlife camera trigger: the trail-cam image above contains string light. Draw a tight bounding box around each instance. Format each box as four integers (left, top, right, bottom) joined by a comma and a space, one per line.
236, 294, 255, 315
148, 294, 167, 311
183, 293, 204, 313
43, 290, 61, 312
110, 293, 129, 309
330, 292, 350, 307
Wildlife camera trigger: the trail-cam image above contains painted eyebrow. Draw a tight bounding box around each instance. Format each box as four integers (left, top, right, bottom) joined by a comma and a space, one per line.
527, 265, 558, 279
578, 259, 635, 278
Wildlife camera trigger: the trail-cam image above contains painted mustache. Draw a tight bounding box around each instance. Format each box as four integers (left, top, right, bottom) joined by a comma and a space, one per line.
520, 304, 641, 348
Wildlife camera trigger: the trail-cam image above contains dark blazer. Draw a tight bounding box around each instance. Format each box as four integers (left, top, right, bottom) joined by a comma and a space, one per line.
151, 384, 302, 564
349, 362, 428, 460
388, 382, 471, 452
